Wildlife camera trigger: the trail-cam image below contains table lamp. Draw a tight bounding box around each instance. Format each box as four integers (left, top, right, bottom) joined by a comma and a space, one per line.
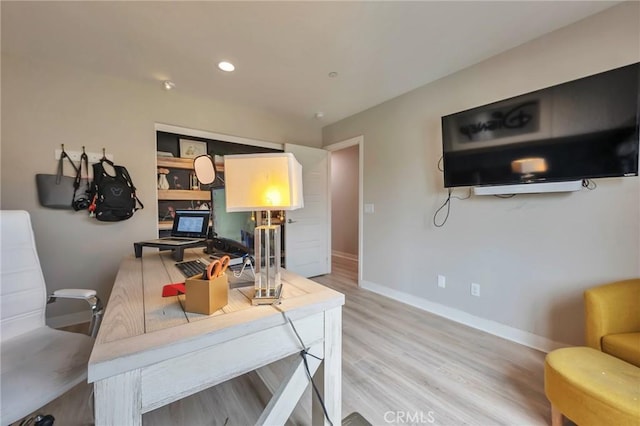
224, 153, 303, 305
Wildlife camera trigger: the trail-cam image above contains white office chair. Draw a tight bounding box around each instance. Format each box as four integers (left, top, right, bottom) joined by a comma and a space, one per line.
0, 210, 103, 425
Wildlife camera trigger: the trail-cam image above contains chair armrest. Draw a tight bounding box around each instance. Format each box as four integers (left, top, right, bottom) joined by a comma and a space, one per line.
51, 289, 97, 300
584, 279, 640, 350
48, 289, 104, 338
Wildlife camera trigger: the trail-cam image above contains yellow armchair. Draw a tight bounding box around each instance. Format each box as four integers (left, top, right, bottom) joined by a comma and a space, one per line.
543, 279, 640, 426
584, 278, 640, 367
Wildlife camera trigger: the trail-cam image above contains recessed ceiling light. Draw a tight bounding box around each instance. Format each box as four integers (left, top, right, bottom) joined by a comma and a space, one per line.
218, 61, 235, 72
315, 112, 325, 119
328, 72, 338, 78
163, 80, 175, 90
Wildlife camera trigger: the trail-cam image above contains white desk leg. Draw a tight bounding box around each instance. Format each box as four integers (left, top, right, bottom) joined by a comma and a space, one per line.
257, 343, 323, 425
94, 369, 142, 426
313, 307, 342, 426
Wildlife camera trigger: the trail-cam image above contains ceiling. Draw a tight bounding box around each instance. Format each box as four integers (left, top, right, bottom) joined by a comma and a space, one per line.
1, 1, 619, 129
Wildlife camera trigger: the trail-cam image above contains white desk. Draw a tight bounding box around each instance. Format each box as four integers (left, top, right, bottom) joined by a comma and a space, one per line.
88, 249, 344, 425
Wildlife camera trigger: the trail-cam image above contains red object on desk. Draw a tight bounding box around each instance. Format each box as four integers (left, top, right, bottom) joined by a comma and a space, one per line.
162, 283, 186, 297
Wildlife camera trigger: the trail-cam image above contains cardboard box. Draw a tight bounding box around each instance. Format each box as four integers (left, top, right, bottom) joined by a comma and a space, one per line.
185, 273, 229, 315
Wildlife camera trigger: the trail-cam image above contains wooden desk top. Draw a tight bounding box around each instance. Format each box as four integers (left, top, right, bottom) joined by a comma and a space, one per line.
88, 249, 344, 383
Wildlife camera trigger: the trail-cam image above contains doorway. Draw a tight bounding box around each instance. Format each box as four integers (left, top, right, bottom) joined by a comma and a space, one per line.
325, 136, 363, 285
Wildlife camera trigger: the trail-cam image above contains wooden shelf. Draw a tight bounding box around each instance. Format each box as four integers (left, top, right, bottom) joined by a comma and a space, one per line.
158, 190, 211, 201
157, 156, 224, 171
156, 153, 221, 231
158, 221, 173, 231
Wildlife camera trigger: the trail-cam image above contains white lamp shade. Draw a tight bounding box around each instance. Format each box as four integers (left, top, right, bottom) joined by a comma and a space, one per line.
224, 153, 304, 212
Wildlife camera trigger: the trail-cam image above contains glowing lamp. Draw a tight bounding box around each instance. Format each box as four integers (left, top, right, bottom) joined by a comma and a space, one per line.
224, 153, 303, 304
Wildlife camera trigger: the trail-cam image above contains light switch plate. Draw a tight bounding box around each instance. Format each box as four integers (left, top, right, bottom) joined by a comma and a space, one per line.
364, 203, 374, 214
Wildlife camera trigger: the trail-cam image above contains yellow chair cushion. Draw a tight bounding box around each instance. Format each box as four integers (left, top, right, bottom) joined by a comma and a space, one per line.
544, 347, 640, 426
603, 332, 640, 368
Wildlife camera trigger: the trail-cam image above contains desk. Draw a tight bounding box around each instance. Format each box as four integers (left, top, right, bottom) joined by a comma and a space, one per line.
88, 249, 344, 425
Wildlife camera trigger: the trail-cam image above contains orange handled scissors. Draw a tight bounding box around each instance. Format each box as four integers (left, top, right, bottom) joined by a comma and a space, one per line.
205, 255, 231, 279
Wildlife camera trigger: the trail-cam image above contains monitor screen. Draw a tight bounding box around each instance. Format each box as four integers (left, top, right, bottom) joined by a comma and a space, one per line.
171, 210, 210, 238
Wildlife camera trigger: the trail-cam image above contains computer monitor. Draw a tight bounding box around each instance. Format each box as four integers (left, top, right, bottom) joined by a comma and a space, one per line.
171, 210, 210, 239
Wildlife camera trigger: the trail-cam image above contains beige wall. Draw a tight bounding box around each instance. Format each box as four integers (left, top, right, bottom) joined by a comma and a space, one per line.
323, 2, 640, 346
1, 54, 320, 321
331, 145, 359, 256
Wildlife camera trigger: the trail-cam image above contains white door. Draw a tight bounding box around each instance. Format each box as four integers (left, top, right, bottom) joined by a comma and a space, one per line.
284, 144, 330, 277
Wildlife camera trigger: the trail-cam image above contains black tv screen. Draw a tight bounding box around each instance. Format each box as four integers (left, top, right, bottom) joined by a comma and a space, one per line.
441, 63, 639, 188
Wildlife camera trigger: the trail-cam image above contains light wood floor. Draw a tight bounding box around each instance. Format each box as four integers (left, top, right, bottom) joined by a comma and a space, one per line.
20, 257, 550, 425
330, 255, 359, 283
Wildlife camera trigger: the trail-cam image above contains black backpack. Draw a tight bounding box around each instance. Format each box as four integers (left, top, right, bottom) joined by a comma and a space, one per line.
89, 159, 143, 221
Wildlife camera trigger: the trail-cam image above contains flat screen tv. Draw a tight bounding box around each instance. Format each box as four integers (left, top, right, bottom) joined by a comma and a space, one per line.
441, 63, 639, 188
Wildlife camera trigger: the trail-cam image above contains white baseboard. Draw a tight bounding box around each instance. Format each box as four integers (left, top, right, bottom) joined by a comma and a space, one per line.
46, 311, 91, 329
360, 280, 568, 353
331, 250, 358, 262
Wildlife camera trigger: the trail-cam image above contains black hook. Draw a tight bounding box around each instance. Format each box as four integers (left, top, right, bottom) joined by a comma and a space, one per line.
82, 146, 86, 154
101, 148, 106, 160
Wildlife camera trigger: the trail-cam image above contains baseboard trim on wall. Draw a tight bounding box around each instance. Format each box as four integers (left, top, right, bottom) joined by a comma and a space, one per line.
46, 311, 91, 329
331, 250, 358, 262
360, 280, 568, 353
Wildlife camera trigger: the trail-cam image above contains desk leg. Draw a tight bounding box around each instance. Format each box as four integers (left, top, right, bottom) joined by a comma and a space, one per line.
94, 369, 142, 426
313, 307, 342, 426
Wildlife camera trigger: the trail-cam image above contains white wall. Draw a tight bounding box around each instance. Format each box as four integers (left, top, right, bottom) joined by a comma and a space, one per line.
1, 54, 320, 322
331, 145, 359, 257
323, 2, 640, 347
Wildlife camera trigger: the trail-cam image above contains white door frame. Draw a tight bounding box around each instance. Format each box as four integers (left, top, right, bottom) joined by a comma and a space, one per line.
324, 136, 364, 286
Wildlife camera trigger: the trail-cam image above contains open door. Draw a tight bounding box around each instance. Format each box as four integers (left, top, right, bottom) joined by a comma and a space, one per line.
284, 144, 330, 277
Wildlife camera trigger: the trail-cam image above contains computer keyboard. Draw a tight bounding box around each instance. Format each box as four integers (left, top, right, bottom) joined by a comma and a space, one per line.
175, 259, 207, 278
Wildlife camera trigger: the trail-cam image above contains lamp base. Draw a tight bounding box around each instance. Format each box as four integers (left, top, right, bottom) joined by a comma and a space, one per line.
251, 283, 283, 305
253, 223, 282, 305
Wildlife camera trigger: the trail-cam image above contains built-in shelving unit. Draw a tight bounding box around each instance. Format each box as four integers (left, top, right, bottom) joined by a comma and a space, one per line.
157, 157, 212, 201
156, 156, 223, 232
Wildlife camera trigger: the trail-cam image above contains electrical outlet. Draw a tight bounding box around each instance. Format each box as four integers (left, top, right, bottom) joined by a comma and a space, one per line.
471, 282, 481, 297
437, 275, 446, 288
